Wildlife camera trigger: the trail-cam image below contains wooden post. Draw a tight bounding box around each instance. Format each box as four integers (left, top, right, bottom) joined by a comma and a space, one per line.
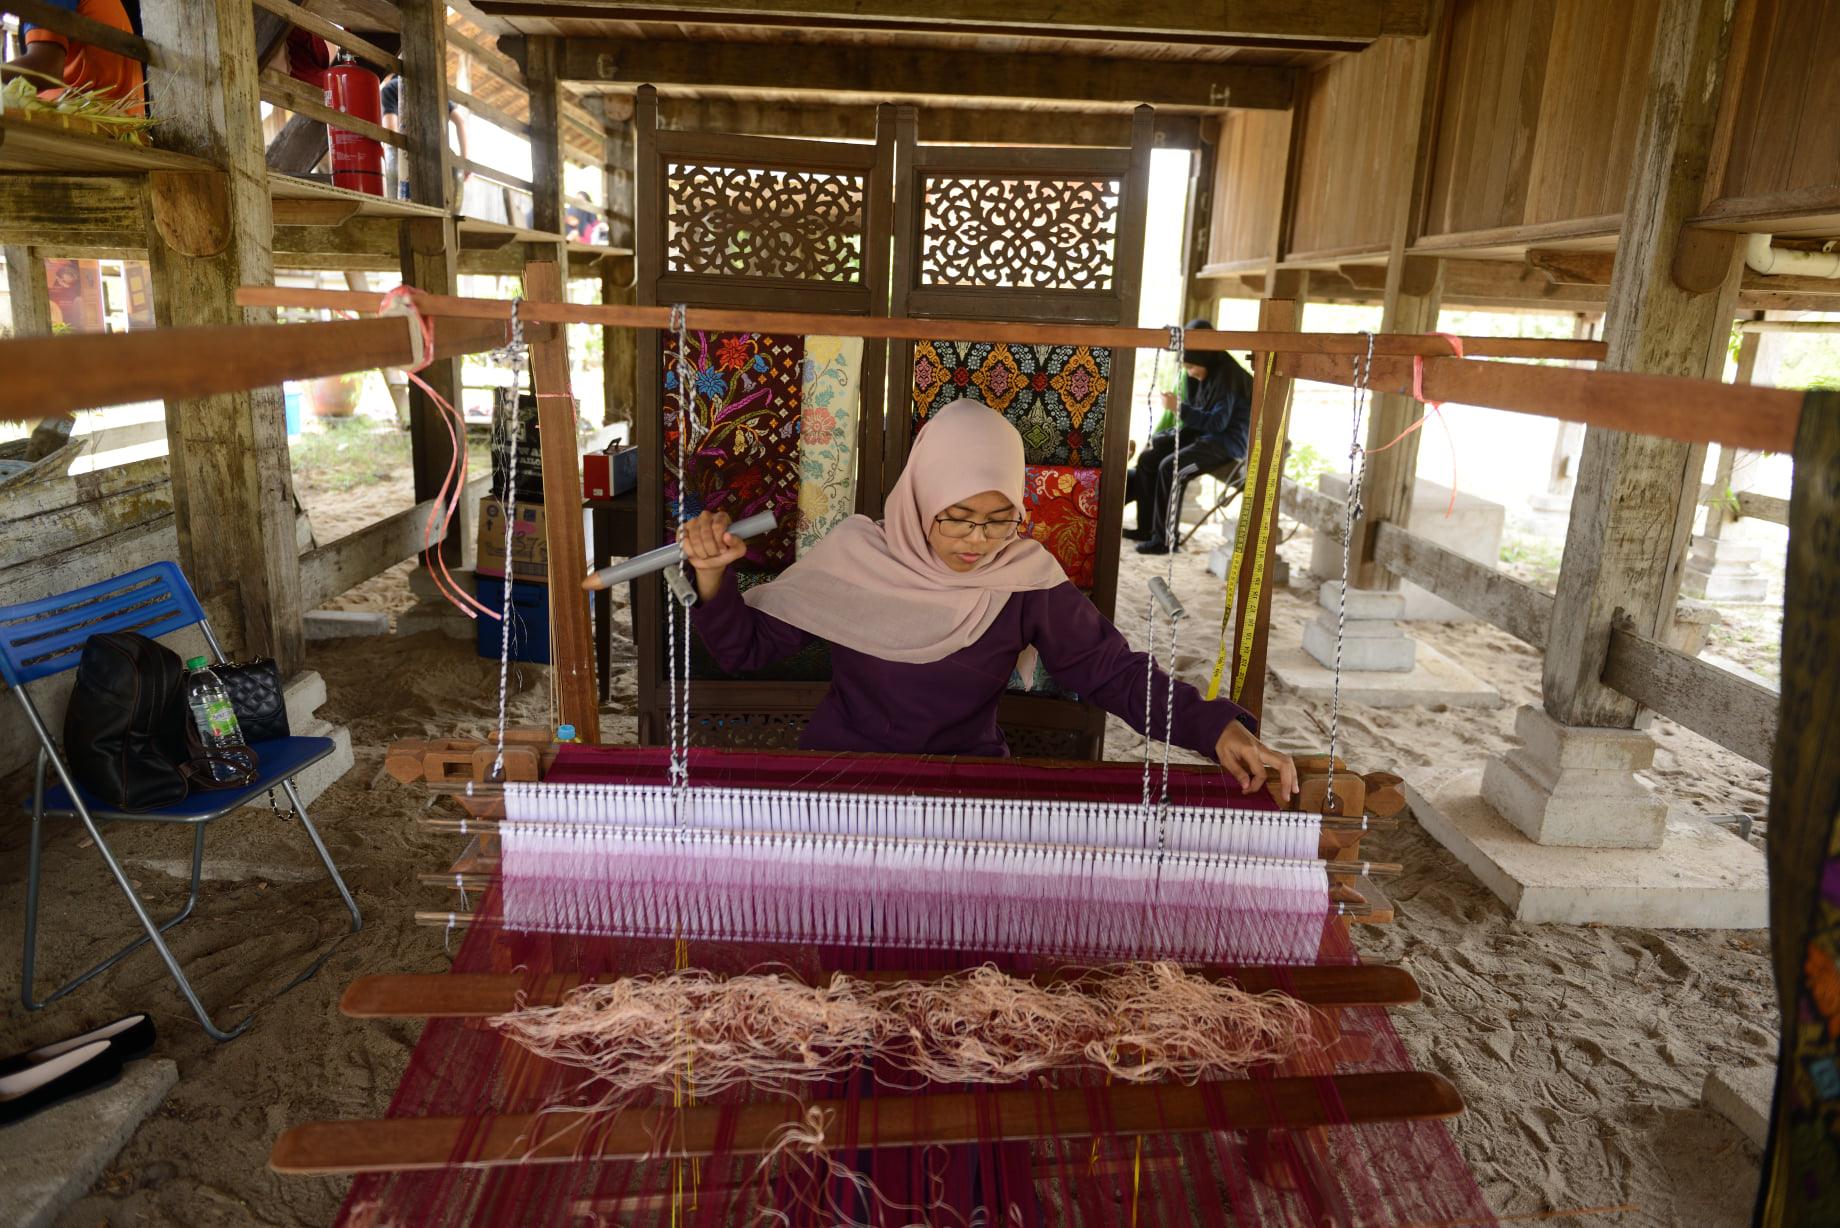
142, 0, 300, 672
523, 35, 570, 270
1350, 257, 1444, 590
1349, 3, 1448, 592
1755, 390, 1840, 1228
4, 245, 51, 336
595, 99, 636, 428
1702, 319, 1762, 542
1179, 137, 1218, 327
1542, 0, 1743, 730
397, 0, 466, 562
524, 260, 598, 742
1228, 284, 1302, 723
632, 87, 664, 743
600, 256, 637, 428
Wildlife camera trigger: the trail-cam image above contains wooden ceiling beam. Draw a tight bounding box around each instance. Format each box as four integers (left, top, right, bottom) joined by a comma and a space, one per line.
476, 0, 1423, 43
644, 97, 1205, 147
547, 36, 1297, 109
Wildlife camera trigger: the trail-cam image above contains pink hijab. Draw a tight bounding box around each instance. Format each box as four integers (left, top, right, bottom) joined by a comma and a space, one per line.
744, 399, 1069, 663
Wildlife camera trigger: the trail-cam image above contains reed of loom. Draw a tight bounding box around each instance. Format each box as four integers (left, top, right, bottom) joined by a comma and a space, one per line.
385, 740, 1409, 931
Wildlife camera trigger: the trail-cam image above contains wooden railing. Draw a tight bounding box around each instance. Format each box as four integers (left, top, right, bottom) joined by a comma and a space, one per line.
298, 474, 490, 609
1280, 477, 1778, 765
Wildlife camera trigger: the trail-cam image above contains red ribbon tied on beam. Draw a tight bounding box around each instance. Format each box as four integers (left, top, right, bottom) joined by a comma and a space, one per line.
379, 284, 499, 621
1363, 331, 1465, 518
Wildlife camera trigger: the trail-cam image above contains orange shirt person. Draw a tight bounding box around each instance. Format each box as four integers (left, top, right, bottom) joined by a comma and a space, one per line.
1, 0, 145, 117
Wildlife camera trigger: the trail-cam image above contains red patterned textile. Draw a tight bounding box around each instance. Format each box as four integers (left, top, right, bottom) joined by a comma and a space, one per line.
1021, 465, 1100, 591
331, 749, 1492, 1228
663, 330, 805, 570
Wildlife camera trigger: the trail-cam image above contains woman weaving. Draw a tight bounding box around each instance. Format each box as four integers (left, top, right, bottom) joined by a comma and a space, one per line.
676, 398, 1297, 798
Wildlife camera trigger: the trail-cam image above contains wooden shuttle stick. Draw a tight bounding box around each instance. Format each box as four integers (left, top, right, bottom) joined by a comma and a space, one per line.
269, 1070, 1464, 1175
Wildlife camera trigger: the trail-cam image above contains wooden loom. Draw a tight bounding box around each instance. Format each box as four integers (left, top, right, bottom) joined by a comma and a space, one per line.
25, 257, 1825, 1222
245, 249, 1527, 1217
283, 743, 1480, 1227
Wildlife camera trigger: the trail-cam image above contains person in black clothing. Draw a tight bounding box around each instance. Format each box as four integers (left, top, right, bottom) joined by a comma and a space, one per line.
379, 74, 467, 202
1124, 320, 1255, 554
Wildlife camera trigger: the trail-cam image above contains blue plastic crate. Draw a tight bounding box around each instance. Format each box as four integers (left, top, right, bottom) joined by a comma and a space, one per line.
475, 575, 551, 664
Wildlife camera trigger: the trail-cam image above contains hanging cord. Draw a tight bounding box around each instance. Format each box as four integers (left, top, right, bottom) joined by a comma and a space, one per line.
664, 304, 698, 819
490, 298, 528, 781
1157, 325, 1184, 816
1138, 325, 1183, 847
1138, 335, 1171, 817
1327, 331, 1377, 784
381, 286, 499, 623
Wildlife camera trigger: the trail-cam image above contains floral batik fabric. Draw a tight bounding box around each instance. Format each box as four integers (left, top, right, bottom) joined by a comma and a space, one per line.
795, 335, 864, 556
1020, 465, 1100, 591
663, 330, 805, 570
911, 340, 1110, 467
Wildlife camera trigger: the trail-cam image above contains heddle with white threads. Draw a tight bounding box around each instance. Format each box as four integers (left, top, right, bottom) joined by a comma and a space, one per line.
498, 781, 1330, 963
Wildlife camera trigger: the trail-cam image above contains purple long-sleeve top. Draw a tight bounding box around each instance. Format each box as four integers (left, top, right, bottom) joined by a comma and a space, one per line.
692, 569, 1256, 759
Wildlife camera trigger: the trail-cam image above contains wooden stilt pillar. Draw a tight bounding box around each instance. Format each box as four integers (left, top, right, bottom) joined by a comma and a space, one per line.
1350, 257, 1444, 591
1228, 278, 1302, 723
1179, 132, 1218, 327
142, 0, 299, 671
1543, 0, 1743, 730
525, 260, 599, 742
4, 245, 50, 336
397, 0, 467, 563
523, 36, 570, 272
1348, 3, 1449, 592
598, 105, 637, 429
600, 256, 637, 428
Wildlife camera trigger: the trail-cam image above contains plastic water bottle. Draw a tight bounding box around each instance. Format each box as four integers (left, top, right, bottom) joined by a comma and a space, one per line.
185, 657, 245, 781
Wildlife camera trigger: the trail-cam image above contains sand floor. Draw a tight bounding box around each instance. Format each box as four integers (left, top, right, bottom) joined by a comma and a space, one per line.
0, 513, 1774, 1228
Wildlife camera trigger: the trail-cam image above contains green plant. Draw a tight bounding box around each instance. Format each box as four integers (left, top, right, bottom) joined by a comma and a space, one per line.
1285, 441, 1332, 485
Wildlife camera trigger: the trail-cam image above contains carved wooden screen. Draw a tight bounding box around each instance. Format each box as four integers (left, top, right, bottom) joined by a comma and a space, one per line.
888, 107, 1154, 761
632, 88, 896, 746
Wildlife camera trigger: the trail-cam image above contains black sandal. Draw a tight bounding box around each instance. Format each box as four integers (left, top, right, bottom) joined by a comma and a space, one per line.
0, 1041, 123, 1128
0, 1014, 155, 1076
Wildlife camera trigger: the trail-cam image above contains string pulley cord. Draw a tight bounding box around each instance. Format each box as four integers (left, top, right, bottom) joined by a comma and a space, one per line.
1327, 332, 1377, 791
491, 297, 527, 781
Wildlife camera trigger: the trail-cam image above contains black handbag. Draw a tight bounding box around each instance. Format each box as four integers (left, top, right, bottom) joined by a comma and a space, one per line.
63, 633, 260, 812
216, 657, 289, 743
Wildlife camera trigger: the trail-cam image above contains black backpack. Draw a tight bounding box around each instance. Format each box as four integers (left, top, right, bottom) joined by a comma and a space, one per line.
62, 632, 256, 812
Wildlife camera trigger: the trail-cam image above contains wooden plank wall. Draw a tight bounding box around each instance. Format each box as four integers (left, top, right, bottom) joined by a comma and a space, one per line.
1284, 37, 1420, 262
1704, 0, 1840, 214
0, 448, 214, 780
1421, 0, 1659, 242
1204, 110, 1291, 270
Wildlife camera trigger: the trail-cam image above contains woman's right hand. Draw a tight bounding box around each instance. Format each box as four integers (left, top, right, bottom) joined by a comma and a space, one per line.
678, 510, 748, 601
1159, 391, 1179, 412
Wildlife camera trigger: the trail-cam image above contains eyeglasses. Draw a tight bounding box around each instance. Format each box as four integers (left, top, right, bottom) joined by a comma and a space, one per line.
933, 515, 1024, 540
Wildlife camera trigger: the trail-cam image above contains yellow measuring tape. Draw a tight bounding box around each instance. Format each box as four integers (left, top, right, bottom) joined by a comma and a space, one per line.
1207, 356, 1290, 702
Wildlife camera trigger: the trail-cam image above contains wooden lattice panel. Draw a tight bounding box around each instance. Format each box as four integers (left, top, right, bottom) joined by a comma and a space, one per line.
665, 163, 867, 283
920, 175, 1119, 290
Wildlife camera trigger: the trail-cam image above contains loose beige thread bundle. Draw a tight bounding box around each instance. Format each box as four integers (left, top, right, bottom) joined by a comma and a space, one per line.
490, 961, 1328, 1098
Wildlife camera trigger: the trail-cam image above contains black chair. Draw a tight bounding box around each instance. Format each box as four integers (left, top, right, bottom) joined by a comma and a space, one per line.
1173, 457, 1248, 547
0, 562, 362, 1041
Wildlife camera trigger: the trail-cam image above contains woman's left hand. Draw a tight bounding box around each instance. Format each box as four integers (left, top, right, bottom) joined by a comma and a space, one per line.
1213, 721, 1298, 799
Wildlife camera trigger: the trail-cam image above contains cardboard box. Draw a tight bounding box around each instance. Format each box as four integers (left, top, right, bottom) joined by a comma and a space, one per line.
583, 445, 638, 500
476, 496, 549, 584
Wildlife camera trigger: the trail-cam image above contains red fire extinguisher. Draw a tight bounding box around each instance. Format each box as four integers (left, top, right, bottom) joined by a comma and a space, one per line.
324, 55, 383, 196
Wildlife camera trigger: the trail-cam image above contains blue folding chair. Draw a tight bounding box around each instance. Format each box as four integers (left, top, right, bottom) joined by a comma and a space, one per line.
0, 561, 362, 1041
